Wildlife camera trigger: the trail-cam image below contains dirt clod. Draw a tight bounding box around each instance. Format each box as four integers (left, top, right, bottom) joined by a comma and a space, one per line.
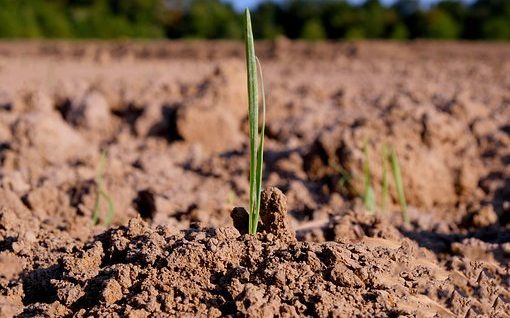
259, 187, 294, 240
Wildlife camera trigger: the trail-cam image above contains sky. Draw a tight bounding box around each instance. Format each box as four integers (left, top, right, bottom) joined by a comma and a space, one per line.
225, 0, 473, 11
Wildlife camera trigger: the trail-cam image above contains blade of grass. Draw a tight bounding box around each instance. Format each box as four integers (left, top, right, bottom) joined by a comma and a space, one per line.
381, 144, 389, 213
338, 167, 353, 196
100, 189, 115, 225
389, 147, 409, 224
363, 141, 376, 213
91, 151, 107, 225
245, 9, 265, 235
253, 57, 266, 235
91, 190, 101, 225
91, 151, 115, 226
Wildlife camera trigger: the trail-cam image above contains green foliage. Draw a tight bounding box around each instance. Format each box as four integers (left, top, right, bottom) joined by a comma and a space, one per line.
252, 2, 283, 39
245, 9, 266, 235
463, 0, 510, 39
436, 0, 468, 22
322, 1, 355, 39
0, 1, 41, 38
71, 0, 164, 38
389, 23, 409, 40
301, 19, 326, 40
0, 0, 165, 38
34, 3, 73, 38
482, 17, 510, 39
110, 0, 162, 23
345, 27, 366, 40
0, 1, 507, 40
181, 0, 241, 39
425, 9, 460, 39
282, 0, 325, 39
361, 0, 385, 38
0, 7, 23, 38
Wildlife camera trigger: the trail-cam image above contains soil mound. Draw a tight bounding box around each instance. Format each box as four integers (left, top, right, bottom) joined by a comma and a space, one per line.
5, 190, 509, 317
304, 95, 485, 210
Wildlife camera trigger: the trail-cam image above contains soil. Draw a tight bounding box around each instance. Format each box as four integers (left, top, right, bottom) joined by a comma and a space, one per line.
0, 40, 509, 317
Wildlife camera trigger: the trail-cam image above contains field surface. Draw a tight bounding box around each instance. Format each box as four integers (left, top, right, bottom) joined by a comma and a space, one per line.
0, 41, 509, 317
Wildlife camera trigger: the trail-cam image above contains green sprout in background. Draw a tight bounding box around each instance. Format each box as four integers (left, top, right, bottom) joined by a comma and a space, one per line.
245, 9, 266, 235
361, 142, 409, 224
362, 141, 376, 213
91, 151, 115, 226
381, 144, 389, 213
388, 147, 409, 225
336, 164, 353, 197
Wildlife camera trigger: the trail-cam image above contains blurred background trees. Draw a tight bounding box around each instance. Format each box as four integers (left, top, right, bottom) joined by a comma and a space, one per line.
0, 0, 508, 40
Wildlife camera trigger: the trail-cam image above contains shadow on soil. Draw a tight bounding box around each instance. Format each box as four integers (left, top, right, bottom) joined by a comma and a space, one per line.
402, 224, 510, 265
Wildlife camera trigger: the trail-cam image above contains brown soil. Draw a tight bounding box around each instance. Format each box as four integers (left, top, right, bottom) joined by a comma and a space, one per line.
0, 40, 509, 317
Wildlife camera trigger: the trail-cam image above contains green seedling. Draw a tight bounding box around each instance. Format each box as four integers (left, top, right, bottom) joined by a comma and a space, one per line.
329, 161, 353, 196
337, 167, 353, 196
388, 147, 409, 224
245, 9, 266, 235
362, 141, 376, 213
381, 144, 389, 213
352, 141, 409, 222
91, 151, 115, 226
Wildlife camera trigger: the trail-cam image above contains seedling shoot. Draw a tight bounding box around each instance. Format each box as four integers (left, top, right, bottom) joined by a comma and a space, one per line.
245, 9, 266, 235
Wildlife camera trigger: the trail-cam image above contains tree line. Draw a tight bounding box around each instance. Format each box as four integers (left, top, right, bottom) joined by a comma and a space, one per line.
0, 0, 509, 40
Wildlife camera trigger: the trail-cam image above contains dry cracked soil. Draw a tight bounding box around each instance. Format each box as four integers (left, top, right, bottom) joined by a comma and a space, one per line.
0, 40, 509, 317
